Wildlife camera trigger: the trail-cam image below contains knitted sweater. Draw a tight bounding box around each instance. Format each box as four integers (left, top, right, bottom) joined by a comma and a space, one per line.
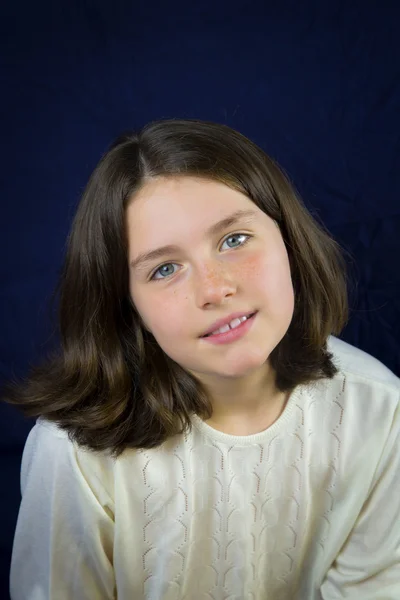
10, 336, 400, 599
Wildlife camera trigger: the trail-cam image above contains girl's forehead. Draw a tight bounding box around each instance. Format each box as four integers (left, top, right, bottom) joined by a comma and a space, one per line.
128, 176, 258, 220
134, 175, 235, 199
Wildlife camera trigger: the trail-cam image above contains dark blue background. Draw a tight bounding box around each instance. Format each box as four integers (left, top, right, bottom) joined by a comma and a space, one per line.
1, 0, 399, 596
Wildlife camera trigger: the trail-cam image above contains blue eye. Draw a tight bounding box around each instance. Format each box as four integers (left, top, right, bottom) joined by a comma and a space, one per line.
221, 233, 249, 251
149, 233, 252, 281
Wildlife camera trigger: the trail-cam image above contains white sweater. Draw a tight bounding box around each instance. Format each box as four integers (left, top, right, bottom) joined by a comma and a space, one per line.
10, 336, 400, 600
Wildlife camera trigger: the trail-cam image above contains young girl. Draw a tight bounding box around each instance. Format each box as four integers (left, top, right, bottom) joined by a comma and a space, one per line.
4, 118, 399, 599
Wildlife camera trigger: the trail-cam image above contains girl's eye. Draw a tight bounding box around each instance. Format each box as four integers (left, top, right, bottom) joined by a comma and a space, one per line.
149, 233, 252, 281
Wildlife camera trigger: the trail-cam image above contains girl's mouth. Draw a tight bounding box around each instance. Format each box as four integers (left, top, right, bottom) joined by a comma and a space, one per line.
201, 312, 258, 345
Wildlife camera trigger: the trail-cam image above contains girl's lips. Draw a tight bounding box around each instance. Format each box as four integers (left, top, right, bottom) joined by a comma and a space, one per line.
200, 311, 257, 345
202, 311, 256, 337
200, 311, 256, 338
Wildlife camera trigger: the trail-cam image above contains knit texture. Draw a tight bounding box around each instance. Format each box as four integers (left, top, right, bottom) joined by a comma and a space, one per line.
10, 336, 400, 600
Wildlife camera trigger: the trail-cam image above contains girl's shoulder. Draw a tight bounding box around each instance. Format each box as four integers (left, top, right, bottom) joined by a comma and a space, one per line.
321, 336, 400, 443
327, 335, 399, 392
23, 416, 116, 510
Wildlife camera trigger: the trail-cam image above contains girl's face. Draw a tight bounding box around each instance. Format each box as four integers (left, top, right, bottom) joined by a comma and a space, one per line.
127, 176, 295, 381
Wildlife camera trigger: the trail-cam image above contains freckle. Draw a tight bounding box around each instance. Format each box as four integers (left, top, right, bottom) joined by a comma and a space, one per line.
238, 255, 261, 277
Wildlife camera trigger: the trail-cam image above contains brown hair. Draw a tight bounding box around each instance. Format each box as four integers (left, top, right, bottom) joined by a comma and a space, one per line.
1, 118, 352, 458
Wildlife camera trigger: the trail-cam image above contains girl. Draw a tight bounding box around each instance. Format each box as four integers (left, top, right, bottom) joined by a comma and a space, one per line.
4, 118, 399, 599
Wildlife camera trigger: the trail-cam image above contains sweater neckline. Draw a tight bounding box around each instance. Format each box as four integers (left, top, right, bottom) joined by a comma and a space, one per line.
190, 384, 306, 445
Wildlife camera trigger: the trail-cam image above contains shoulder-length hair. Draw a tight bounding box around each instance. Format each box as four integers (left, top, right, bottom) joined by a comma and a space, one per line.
2, 118, 352, 457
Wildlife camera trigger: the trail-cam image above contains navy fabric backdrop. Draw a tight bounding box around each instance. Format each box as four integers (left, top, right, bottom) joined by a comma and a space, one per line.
1, 1, 399, 596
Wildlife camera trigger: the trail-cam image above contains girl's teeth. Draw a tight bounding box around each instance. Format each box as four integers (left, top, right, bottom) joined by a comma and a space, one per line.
229, 317, 244, 330
210, 314, 249, 336
215, 324, 230, 335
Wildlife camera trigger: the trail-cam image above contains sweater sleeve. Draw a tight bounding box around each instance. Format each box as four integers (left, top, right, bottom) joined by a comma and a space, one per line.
320, 393, 400, 599
10, 420, 116, 600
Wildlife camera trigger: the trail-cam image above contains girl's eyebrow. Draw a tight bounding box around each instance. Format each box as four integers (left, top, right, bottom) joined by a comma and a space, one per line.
130, 208, 258, 272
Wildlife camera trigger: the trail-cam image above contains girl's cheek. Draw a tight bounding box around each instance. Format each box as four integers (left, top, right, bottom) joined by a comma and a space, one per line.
238, 251, 269, 283
242, 254, 264, 278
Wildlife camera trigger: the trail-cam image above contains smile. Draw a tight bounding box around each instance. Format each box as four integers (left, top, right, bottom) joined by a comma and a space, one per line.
201, 312, 258, 345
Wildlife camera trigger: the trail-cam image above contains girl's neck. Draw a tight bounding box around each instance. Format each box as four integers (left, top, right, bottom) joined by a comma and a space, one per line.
204, 389, 290, 436
200, 363, 288, 435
